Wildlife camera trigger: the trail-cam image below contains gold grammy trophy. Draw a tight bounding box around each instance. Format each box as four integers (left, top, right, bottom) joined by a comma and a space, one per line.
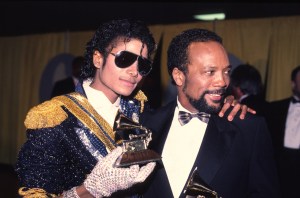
113, 112, 161, 167
184, 167, 219, 198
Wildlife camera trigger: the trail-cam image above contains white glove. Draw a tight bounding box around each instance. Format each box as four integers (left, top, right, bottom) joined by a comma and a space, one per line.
84, 146, 156, 198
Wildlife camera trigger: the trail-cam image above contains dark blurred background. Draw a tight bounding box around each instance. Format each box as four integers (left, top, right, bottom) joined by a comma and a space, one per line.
1, 1, 300, 36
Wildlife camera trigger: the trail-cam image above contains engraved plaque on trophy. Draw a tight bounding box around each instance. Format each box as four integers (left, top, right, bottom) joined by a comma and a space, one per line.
113, 112, 161, 167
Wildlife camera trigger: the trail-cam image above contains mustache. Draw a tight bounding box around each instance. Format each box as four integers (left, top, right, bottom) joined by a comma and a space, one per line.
204, 88, 227, 95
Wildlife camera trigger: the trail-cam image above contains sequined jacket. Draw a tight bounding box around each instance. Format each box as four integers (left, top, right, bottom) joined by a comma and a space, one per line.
15, 81, 148, 197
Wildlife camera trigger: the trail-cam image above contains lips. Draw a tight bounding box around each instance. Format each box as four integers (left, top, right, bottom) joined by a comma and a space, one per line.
120, 78, 137, 88
208, 93, 222, 101
206, 89, 226, 102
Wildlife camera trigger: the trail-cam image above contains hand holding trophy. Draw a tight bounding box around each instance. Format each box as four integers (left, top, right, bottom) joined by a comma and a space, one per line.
113, 111, 161, 167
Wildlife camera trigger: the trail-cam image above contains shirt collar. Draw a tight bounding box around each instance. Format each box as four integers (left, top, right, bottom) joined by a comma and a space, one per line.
177, 97, 193, 114
83, 79, 120, 110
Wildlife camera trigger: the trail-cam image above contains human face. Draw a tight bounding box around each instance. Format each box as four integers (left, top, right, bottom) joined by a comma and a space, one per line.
91, 39, 147, 103
175, 41, 231, 113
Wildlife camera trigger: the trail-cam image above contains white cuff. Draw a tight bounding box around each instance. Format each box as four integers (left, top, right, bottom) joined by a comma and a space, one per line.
63, 187, 80, 198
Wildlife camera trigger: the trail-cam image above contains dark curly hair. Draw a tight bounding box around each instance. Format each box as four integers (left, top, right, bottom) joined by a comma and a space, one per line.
81, 19, 156, 79
167, 28, 223, 84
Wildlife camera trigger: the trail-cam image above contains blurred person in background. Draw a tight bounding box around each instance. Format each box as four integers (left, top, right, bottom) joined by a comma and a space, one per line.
267, 65, 300, 198
51, 56, 84, 97
229, 63, 270, 117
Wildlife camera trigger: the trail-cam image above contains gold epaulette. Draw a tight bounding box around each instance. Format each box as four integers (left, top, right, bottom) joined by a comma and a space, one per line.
134, 90, 148, 113
18, 187, 58, 198
24, 98, 67, 129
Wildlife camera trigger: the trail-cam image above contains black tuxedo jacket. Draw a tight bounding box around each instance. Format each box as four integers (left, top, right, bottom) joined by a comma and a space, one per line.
266, 98, 291, 153
140, 101, 280, 198
240, 94, 270, 118
267, 97, 300, 198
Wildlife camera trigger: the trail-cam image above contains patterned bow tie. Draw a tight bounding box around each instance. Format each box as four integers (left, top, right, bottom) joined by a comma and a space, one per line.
178, 111, 210, 126
292, 97, 300, 104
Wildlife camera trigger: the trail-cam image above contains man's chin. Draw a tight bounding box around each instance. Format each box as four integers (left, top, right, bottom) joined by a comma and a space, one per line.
118, 89, 135, 97
207, 103, 222, 114
207, 100, 222, 107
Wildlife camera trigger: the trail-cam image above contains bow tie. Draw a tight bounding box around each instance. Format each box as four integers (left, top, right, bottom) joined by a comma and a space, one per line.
178, 111, 210, 126
291, 97, 300, 104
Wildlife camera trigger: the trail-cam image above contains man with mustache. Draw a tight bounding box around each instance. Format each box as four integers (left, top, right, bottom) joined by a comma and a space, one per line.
141, 28, 280, 198
15, 19, 252, 198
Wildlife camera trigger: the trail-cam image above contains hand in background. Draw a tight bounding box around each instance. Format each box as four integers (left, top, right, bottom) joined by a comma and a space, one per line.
219, 95, 256, 121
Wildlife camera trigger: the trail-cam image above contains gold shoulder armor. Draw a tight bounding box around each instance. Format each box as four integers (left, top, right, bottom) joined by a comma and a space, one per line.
24, 98, 67, 129
19, 187, 57, 198
134, 90, 148, 113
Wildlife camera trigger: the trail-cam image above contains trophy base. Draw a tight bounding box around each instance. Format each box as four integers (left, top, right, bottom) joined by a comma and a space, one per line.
114, 149, 161, 167
184, 168, 219, 198
185, 188, 218, 198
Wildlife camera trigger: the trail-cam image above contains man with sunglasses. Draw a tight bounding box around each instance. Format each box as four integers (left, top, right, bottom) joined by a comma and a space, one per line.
140, 28, 280, 198
16, 19, 254, 198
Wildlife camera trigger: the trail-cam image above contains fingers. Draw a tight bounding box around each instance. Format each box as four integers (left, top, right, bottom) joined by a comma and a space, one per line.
221, 103, 257, 121
224, 95, 234, 104
247, 107, 256, 114
128, 165, 140, 179
104, 146, 123, 165
219, 96, 236, 118
226, 103, 241, 121
219, 95, 257, 121
135, 162, 156, 183
238, 104, 247, 120
239, 105, 256, 119
219, 102, 230, 118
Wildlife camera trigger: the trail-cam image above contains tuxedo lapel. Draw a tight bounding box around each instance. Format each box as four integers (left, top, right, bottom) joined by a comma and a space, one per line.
141, 102, 176, 197
146, 101, 177, 154
194, 115, 237, 184
144, 164, 173, 197
143, 103, 237, 197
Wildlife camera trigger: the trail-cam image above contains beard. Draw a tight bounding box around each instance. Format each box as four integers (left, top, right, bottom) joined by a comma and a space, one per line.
184, 87, 226, 114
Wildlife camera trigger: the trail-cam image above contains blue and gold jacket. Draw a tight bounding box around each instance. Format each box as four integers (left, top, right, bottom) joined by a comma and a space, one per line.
15, 81, 148, 197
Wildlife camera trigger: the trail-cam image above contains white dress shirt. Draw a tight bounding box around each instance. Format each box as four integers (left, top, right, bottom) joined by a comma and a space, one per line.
162, 98, 208, 197
83, 79, 120, 128
284, 98, 300, 149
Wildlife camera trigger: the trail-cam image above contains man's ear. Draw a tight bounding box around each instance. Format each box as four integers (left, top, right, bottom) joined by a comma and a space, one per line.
172, 67, 185, 86
93, 50, 103, 68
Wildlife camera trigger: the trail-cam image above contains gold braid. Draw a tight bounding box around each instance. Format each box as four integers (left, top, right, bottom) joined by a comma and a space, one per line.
134, 90, 148, 113
18, 187, 58, 198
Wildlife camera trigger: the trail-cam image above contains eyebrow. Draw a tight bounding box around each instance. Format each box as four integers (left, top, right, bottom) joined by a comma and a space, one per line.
204, 64, 232, 69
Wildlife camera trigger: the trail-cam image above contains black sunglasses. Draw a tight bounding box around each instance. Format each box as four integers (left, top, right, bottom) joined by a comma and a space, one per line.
110, 51, 152, 76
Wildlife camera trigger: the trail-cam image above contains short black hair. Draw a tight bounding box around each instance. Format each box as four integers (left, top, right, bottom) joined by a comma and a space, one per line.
167, 28, 223, 84
81, 19, 156, 79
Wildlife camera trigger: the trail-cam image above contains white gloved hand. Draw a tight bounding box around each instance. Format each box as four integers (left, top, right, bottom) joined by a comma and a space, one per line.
84, 146, 156, 198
